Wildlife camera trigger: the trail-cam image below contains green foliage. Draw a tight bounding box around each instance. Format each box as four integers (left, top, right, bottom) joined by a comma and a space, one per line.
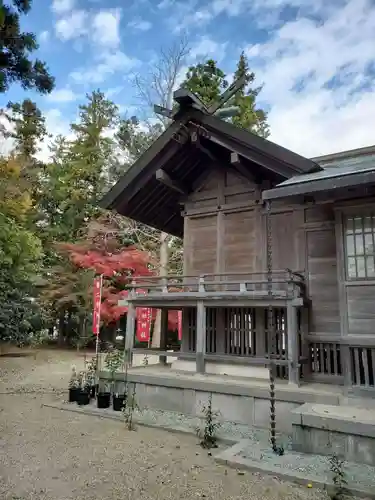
5, 99, 48, 159
104, 348, 124, 377
0, 270, 42, 345
0, 149, 43, 345
328, 454, 348, 500
196, 393, 221, 449
182, 53, 269, 138
183, 59, 228, 106
0, 1, 55, 93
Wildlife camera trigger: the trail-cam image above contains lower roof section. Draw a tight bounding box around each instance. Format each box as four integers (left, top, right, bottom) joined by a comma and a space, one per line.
262, 146, 375, 201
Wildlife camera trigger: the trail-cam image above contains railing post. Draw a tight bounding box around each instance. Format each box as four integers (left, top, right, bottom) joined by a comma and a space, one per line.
342, 344, 352, 391
125, 300, 136, 367
161, 277, 168, 293
196, 301, 206, 373
198, 276, 205, 292
287, 303, 299, 385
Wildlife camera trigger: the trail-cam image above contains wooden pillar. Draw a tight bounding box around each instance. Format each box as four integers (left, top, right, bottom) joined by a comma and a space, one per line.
125, 302, 136, 367
287, 303, 299, 385
159, 308, 168, 365
215, 308, 225, 354
342, 344, 352, 390
255, 308, 266, 356
196, 301, 206, 373
300, 306, 311, 380
180, 309, 190, 353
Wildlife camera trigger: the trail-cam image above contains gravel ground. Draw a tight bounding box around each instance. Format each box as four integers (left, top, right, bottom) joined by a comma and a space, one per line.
0, 350, 328, 500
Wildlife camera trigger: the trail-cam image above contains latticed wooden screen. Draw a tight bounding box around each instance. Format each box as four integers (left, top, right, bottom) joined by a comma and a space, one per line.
223, 307, 257, 356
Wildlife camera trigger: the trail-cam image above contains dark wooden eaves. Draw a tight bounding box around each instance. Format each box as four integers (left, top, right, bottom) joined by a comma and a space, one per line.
198, 113, 321, 176
262, 170, 375, 201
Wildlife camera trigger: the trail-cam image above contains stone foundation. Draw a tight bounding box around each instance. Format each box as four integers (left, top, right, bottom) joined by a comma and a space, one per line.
99, 367, 342, 433
291, 403, 375, 466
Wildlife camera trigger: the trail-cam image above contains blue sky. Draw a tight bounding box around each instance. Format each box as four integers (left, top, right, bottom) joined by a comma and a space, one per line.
2, 0, 375, 159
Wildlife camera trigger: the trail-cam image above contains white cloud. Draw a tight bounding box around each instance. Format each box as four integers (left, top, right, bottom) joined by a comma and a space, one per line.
128, 18, 152, 31
190, 36, 228, 61
52, 0, 75, 14
55, 10, 88, 41
46, 87, 79, 103
243, 0, 375, 156
54, 8, 122, 48
92, 9, 122, 48
105, 86, 124, 98
70, 51, 140, 85
39, 31, 50, 43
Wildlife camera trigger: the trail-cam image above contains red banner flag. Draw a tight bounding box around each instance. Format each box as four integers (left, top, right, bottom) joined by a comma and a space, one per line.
93, 275, 103, 335
136, 307, 152, 342
177, 310, 182, 341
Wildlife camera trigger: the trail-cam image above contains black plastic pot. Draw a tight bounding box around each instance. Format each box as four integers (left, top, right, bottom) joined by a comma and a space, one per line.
113, 394, 126, 412
90, 385, 96, 399
97, 392, 111, 409
76, 390, 90, 406
68, 387, 80, 403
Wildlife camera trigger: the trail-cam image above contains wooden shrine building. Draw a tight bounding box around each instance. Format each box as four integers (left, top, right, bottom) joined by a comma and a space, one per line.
100, 88, 375, 396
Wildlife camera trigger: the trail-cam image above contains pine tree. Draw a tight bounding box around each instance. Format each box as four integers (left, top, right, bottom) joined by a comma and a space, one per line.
182, 52, 269, 138
6, 99, 48, 160
0, 1, 54, 93
183, 59, 228, 107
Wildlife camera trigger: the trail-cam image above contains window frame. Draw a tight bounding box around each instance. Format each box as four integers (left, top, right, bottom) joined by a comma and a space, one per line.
343, 212, 375, 281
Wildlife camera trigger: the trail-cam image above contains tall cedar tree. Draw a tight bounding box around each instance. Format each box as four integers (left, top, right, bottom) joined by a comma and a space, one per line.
0, 98, 45, 345
40, 92, 120, 344
182, 53, 269, 138
0, 1, 54, 93
41, 90, 119, 244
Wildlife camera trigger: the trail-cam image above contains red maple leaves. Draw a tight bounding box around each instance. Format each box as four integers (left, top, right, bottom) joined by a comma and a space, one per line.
59, 242, 178, 330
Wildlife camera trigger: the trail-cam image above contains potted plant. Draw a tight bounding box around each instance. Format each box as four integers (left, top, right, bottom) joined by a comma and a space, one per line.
101, 348, 124, 411
85, 356, 97, 399
68, 367, 80, 403
76, 370, 91, 406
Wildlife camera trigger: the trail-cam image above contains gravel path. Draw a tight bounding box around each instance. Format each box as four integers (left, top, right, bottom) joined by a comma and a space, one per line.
0, 350, 328, 500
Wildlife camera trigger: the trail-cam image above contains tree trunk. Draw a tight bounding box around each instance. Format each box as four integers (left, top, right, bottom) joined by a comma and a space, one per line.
152, 231, 169, 348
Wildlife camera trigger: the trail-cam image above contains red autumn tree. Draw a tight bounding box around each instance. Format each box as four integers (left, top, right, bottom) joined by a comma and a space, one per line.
56, 214, 179, 331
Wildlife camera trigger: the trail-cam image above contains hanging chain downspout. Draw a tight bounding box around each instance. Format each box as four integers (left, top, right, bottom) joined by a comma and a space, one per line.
265, 199, 284, 456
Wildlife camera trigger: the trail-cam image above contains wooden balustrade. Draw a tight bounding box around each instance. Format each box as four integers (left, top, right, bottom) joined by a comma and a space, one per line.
126, 270, 306, 299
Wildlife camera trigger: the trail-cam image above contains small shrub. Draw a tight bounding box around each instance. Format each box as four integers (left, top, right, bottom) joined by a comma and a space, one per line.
68, 367, 79, 389
328, 453, 347, 500
122, 383, 140, 431
196, 393, 221, 449
104, 348, 124, 394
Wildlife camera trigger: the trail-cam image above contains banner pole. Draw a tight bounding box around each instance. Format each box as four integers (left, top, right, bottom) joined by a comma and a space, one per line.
93, 275, 103, 382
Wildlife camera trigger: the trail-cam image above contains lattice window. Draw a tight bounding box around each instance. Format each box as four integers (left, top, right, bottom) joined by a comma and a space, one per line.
345, 215, 375, 279
224, 307, 256, 356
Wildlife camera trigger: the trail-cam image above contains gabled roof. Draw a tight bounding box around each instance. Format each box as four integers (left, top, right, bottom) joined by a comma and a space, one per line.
263, 145, 375, 201
99, 96, 321, 236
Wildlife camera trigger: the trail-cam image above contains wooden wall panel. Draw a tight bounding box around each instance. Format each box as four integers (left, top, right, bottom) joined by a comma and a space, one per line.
270, 211, 297, 270
184, 215, 217, 276
223, 210, 255, 274
307, 228, 341, 336
304, 205, 335, 224
224, 170, 258, 205
347, 286, 375, 335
